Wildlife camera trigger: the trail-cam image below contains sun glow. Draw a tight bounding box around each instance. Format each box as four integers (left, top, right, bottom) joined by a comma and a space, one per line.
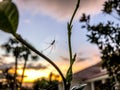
6, 53, 100, 83
17, 69, 49, 82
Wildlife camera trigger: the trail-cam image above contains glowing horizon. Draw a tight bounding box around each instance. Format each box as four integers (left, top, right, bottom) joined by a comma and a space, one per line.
16, 56, 101, 83
17, 69, 49, 82
0, 49, 101, 83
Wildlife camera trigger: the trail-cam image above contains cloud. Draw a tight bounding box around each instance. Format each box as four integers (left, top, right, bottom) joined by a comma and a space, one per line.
14, 0, 105, 21
0, 62, 15, 70
26, 63, 47, 70
76, 52, 88, 62
60, 55, 88, 62
60, 56, 69, 61
76, 57, 87, 62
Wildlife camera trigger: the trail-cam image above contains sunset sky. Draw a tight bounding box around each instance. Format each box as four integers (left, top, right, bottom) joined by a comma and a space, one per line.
0, 0, 110, 83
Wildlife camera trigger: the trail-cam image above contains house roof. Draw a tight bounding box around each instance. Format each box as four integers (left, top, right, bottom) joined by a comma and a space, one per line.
73, 62, 107, 81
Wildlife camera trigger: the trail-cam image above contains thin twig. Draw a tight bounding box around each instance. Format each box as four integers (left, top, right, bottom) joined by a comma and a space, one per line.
13, 34, 66, 89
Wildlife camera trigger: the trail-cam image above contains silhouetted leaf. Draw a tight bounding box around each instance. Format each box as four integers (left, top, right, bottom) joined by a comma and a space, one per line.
103, 1, 112, 14
31, 55, 38, 61
0, 0, 19, 35
80, 13, 87, 22
81, 25, 86, 28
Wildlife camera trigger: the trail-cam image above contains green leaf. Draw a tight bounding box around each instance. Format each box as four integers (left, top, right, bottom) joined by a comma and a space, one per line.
66, 67, 72, 82
0, 0, 19, 35
71, 84, 87, 90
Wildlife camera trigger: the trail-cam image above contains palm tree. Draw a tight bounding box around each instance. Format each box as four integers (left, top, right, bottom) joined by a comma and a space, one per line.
19, 46, 38, 88
1, 38, 38, 89
1, 38, 20, 90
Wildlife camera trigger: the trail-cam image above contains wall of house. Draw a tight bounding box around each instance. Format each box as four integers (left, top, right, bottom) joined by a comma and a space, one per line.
58, 82, 63, 90
84, 82, 92, 90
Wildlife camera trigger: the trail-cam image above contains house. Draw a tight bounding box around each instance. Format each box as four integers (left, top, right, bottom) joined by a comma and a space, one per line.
72, 62, 110, 90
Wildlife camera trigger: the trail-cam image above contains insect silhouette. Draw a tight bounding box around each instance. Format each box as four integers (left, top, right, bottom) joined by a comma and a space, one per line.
42, 39, 56, 54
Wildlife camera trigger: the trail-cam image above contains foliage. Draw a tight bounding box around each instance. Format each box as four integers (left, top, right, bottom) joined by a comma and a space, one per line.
1, 38, 38, 89
103, 0, 120, 16
80, 0, 120, 87
1, 67, 20, 90
0, 0, 86, 90
33, 78, 58, 90
98, 79, 116, 90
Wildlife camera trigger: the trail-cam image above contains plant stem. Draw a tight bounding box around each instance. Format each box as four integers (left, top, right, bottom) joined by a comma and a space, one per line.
13, 34, 66, 89
68, 0, 80, 64
69, 0, 80, 26
66, 0, 80, 89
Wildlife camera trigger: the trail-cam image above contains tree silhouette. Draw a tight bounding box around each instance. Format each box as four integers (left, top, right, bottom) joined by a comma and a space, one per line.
80, 0, 120, 88
33, 72, 60, 90
1, 38, 38, 89
1, 38, 21, 90
2, 67, 21, 90
33, 78, 59, 90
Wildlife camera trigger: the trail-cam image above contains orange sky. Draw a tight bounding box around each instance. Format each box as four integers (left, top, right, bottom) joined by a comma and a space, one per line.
0, 45, 101, 83
16, 54, 101, 83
